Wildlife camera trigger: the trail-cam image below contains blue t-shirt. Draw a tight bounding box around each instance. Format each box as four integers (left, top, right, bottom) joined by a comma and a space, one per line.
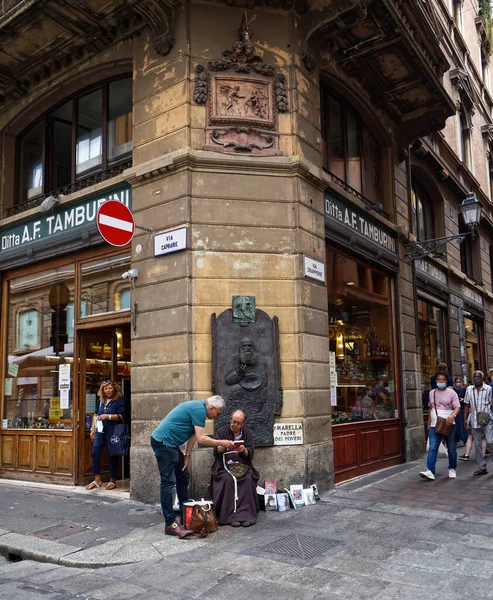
152, 400, 207, 447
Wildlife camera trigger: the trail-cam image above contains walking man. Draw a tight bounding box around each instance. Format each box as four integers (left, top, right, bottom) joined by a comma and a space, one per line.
464, 370, 493, 476
151, 395, 236, 538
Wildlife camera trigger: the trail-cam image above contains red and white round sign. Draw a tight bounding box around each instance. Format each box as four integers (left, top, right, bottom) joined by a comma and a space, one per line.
97, 200, 135, 247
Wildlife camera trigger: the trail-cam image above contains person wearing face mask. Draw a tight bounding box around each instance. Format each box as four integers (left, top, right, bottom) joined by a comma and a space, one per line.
464, 370, 493, 476
420, 372, 460, 481
453, 377, 468, 446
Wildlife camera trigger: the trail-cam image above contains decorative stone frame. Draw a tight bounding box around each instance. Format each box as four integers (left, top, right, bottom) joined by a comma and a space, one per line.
193, 12, 288, 156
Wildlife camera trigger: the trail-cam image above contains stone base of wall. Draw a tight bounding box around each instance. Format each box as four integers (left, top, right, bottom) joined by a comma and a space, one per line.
406, 425, 426, 462
130, 441, 334, 504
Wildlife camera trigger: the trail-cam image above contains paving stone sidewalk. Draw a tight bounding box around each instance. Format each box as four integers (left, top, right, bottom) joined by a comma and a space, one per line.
0, 452, 493, 600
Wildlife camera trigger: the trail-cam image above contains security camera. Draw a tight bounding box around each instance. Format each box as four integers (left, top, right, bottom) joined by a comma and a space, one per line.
122, 268, 138, 280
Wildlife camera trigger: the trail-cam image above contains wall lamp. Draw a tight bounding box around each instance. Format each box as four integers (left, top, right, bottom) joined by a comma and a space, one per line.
405, 193, 481, 262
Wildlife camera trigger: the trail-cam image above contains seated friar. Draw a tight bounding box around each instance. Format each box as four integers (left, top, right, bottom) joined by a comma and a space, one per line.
210, 409, 259, 527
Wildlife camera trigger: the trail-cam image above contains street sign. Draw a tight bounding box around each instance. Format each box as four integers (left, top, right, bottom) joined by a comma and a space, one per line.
97, 200, 135, 247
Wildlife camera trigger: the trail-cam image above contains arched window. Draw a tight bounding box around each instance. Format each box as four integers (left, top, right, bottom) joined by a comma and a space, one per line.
320, 83, 382, 204
17, 76, 132, 206
410, 178, 435, 241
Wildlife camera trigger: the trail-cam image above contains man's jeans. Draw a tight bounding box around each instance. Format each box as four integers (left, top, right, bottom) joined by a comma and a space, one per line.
427, 425, 457, 474
151, 437, 190, 526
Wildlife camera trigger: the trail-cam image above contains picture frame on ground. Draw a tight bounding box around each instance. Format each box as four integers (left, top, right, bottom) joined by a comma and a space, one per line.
276, 493, 290, 512
265, 494, 277, 510
284, 488, 297, 509
265, 480, 277, 495
302, 488, 316, 506
290, 484, 304, 506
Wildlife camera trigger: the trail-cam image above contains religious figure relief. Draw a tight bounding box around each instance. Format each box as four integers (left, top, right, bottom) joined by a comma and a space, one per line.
194, 12, 287, 156
232, 295, 255, 323
212, 305, 282, 447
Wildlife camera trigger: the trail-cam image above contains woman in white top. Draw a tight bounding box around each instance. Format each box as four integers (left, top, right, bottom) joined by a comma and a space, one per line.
420, 372, 460, 481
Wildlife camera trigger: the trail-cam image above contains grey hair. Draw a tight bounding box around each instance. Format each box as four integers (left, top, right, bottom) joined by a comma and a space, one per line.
473, 370, 484, 378
206, 395, 225, 409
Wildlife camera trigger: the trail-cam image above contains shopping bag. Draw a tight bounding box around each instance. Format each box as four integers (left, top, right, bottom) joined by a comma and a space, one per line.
107, 423, 129, 456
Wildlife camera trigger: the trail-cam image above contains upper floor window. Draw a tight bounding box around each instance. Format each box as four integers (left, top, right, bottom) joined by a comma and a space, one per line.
17, 76, 132, 206
320, 84, 382, 204
459, 216, 476, 277
410, 178, 435, 241
454, 0, 463, 32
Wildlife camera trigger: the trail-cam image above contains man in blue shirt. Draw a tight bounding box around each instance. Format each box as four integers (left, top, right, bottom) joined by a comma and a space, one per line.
151, 395, 235, 538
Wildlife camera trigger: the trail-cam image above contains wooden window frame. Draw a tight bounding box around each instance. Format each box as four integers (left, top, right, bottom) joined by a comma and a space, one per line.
15, 75, 132, 206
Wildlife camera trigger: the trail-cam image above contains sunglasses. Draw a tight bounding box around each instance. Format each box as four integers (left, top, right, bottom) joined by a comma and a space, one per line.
102, 380, 113, 386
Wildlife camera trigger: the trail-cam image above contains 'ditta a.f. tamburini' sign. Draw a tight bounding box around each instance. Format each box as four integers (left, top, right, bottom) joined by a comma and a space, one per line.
1, 185, 131, 254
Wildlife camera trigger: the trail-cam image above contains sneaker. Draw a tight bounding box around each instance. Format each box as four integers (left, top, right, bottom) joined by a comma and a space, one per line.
420, 469, 435, 480
448, 469, 457, 478
459, 454, 469, 461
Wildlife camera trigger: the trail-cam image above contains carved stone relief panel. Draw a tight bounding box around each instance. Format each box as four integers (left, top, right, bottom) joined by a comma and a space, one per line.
194, 12, 288, 156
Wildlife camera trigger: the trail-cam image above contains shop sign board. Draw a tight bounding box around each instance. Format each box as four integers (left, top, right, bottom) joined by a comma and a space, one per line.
273, 422, 303, 445
462, 284, 483, 307
97, 200, 135, 247
324, 191, 397, 255
415, 259, 447, 286
303, 255, 326, 283
154, 226, 188, 257
0, 185, 131, 255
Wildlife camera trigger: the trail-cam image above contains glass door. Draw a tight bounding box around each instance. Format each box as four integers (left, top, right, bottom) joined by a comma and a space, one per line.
77, 325, 131, 484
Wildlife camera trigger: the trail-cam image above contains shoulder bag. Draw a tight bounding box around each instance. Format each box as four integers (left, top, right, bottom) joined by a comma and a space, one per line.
433, 391, 454, 437
107, 418, 130, 456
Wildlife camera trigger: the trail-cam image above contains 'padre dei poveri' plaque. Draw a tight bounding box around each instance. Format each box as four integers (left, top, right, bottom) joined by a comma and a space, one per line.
273, 422, 303, 445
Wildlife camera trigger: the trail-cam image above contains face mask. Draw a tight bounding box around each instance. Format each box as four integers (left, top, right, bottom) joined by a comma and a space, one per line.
473, 378, 483, 386
437, 382, 447, 389
455, 383, 463, 389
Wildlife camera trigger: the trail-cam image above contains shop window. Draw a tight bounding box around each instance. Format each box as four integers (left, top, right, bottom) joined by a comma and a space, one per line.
320, 84, 382, 203
410, 178, 435, 241
16, 76, 132, 206
80, 254, 131, 318
66, 300, 87, 341
327, 248, 397, 424
464, 315, 483, 381
418, 299, 447, 393
4, 266, 75, 429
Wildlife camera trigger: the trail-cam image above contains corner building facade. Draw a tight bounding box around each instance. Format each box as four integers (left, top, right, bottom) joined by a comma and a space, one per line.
0, 0, 490, 498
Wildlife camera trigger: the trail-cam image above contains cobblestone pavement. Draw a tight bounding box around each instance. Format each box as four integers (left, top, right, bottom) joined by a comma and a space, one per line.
0, 453, 493, 600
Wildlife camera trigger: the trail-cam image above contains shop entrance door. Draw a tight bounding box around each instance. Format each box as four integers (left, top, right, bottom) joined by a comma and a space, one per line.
77, 325, 131, 485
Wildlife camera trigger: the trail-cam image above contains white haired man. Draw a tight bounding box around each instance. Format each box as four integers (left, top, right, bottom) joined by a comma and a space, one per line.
151, 395, 235, 538
464, 370, 493, 476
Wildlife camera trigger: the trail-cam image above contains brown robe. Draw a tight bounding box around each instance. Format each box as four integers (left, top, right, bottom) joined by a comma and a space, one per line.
210, 424, 259, 525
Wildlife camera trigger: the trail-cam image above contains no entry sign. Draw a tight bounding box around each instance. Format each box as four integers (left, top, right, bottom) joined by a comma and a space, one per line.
97, 200, 135, 247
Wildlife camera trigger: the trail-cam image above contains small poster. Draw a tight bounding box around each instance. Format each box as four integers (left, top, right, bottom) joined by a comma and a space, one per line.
7, 363, 19, 377
388, 380, 395, 393
4, 379, 12, 396
59, 364, 71, 390
49, 397, 64, 420
60, 388, 70, 409
85, 393, 96, 414
329, 352, 338, 386
330, 386, 337, 406
2, 419, 8, 429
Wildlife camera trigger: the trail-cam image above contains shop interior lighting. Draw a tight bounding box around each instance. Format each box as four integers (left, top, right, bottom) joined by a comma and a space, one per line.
336, 332, 345, 359
405, 193, 481, 262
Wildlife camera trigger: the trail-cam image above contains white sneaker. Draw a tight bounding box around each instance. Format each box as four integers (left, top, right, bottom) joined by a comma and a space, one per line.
420, 469, 435, 480
449, 469, 457, 479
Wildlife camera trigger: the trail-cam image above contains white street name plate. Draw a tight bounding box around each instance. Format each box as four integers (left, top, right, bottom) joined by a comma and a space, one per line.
154, 227, 187, 257
273, 422, 303, 445
303, 255, 326, 283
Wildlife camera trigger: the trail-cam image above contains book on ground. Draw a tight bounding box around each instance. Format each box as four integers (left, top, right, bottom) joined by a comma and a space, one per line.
265, 494, 277, 511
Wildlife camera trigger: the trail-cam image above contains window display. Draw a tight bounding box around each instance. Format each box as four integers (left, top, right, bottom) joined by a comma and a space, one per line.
327, 249, 397, 423
464, 316, 483, 383
4, 266, 75, 429
418, 299, 447, 395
